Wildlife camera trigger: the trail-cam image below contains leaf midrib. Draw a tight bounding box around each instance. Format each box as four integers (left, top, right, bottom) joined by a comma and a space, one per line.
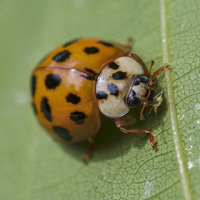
160, 0, 193, 200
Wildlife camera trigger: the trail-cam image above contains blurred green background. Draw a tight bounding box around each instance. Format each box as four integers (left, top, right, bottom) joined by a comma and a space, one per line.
0, 0, 200, 199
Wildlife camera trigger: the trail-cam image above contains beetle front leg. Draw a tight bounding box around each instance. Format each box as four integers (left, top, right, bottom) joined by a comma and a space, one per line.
151, 64, 170, 78
114, 117, 156, 149
82, 136, 95, 165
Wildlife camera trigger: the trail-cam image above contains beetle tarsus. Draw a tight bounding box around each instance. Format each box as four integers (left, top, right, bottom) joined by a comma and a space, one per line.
149, 132, 156, 150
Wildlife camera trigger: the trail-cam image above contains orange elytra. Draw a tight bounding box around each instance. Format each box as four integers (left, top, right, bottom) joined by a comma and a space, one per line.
31, 37, 168, 162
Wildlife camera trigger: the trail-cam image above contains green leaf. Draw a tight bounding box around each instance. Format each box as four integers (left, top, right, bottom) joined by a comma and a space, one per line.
0, 0, 199, 199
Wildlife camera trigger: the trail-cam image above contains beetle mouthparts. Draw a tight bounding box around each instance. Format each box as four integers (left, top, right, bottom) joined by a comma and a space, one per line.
148, 89, 157, 101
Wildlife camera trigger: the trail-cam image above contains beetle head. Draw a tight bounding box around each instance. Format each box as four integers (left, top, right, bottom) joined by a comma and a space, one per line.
125, 61, 163, 116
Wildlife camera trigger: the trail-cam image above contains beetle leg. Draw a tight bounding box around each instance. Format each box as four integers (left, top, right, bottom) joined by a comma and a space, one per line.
82, 136, 95, 165
114, 117, 156, 149
152, 64, 170, 78
140, 101, 148, 120
124, 37, 133, 51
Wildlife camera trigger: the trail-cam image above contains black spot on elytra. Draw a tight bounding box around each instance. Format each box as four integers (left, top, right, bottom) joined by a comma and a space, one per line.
112, 71, 127, 80
45, 74, 62, 89
70, 111, 86, 125
84, 47, 99, 54
99, 40, 114, 47
96, 91, 108, 100
32, 102, 37, 115
53, 50, 71, 62
127, 90, 141, 107
63, 38, 80, 47
107, 83, 119, 96
41, 97, 52, 122
108, 62, 119, 70
31, 75, 36, 98
66, 93, 81, 104
52, 126, 72, 141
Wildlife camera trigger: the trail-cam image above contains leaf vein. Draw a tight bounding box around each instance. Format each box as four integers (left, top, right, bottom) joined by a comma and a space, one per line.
160, 0, 193, 199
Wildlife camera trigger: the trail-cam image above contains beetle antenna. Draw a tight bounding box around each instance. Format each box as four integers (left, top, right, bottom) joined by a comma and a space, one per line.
148, 61, 155, 87
150, 60, 154, 79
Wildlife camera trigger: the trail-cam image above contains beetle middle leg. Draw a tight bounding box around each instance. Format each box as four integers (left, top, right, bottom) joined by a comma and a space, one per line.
124, 37, 133, 51
114, 117, 156, 149
82, 136, 95, 165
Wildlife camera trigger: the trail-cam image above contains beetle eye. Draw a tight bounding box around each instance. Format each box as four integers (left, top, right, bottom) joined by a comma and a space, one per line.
134, 75, 149, 85
127, 90, 141, 108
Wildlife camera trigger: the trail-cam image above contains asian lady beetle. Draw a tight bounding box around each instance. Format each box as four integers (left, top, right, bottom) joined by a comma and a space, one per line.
31, 38, 168, 163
